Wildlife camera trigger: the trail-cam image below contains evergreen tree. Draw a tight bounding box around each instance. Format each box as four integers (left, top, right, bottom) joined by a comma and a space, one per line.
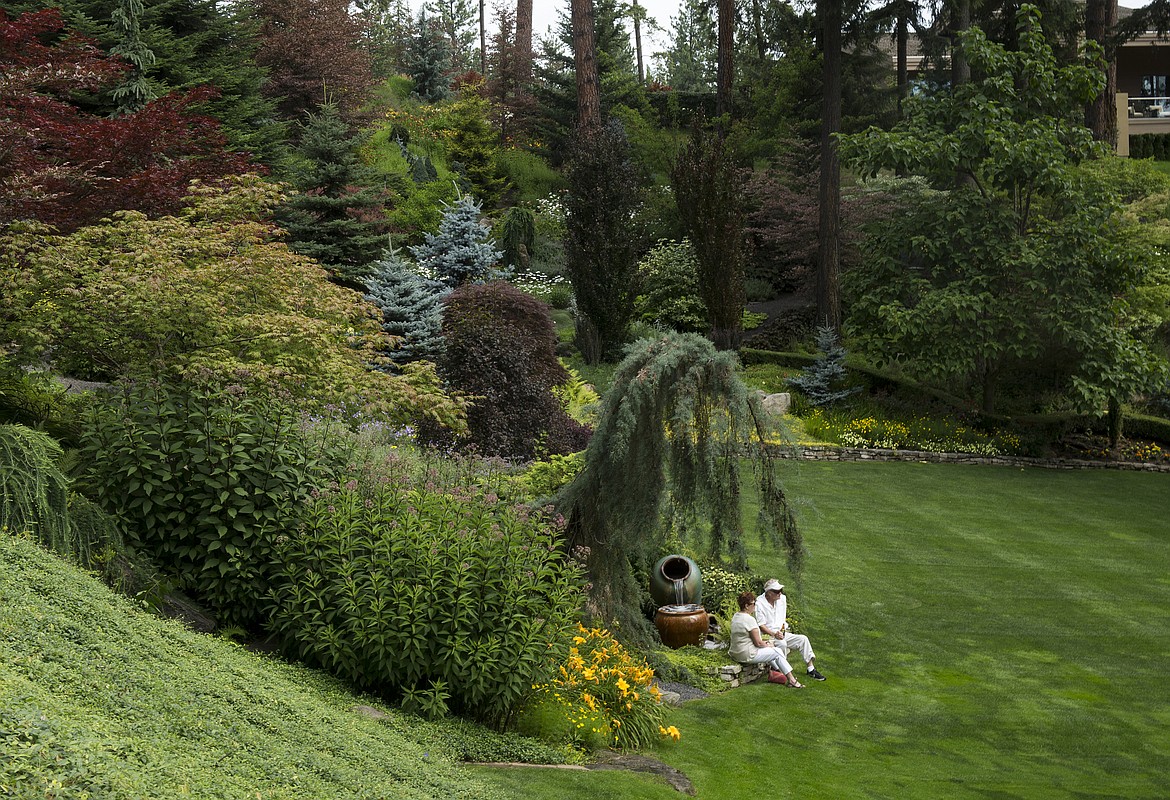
532, 0, 646, 163
409, 195, 503, 287
253, 0, 376, 125
672, 125, 747, 350
564, 120, 646, 363
355, 0, 413, 79
556, 332, 802, 641
425, 0, 479, 72
364, 248, 448, 365
409, 9, 453, 101
442, 82, 509, 205
660, 0, 717, 93
280, 102, 388, 287
109, 0, 156, 114
787, 325, 861, 405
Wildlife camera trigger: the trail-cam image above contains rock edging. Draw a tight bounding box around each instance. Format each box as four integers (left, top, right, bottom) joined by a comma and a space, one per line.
772, 445, 1170, 473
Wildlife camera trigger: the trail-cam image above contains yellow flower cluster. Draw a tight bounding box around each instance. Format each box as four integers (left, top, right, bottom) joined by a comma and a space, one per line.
533, 623, 676, 749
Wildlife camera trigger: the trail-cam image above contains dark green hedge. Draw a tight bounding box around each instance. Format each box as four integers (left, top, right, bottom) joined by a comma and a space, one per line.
1128, 133, 1170, 160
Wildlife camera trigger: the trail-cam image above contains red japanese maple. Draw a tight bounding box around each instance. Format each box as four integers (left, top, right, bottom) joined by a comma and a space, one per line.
0, 9, 258, 231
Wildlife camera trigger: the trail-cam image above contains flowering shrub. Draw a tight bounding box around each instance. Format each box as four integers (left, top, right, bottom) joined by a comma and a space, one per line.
527, 624, 674, 750
801, 408, 1023, 456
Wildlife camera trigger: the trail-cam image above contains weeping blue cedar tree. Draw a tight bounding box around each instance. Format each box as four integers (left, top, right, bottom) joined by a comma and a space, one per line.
556, 332, 803, 640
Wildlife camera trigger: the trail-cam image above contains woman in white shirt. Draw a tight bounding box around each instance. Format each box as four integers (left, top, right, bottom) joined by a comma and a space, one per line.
729, 591, 804, 688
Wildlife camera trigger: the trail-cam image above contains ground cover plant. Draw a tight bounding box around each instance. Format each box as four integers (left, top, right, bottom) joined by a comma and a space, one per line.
477, 461, 1170, 798
0, 532, 523, 799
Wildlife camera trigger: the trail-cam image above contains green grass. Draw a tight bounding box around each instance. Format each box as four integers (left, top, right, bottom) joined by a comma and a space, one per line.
0, 533, 556, 799
478, 462, 1170, 799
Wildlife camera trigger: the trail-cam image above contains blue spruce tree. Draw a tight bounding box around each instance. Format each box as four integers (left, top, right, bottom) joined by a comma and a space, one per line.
409, 195, 504, 287
787, 325, 862, 406
364, 248, 448, 366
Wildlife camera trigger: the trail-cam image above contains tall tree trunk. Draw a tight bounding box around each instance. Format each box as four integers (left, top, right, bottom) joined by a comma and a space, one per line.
516, 0, 533, 83
717, 0, 735, 125
752, 0, 766, 61
817, 0, 842, 331
951, 0, 970, 88
1085, 0, 1119, 147
896, 2, 909, 117
572, 0, 601, 131
479, 0, 487, 75
633, 0, 645, 84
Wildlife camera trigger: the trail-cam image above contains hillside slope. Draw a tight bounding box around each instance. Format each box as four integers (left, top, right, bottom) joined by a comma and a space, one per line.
0, 534, 506, 799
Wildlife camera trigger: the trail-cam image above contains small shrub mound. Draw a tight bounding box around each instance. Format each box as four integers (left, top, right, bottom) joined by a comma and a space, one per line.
266, 479, 584, 727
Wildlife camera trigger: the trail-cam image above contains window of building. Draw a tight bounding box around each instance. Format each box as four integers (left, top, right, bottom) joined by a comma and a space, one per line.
1142, 75, 1167, 96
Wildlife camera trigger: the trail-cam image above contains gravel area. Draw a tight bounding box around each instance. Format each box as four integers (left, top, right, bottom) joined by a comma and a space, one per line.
654, 680, 709, 702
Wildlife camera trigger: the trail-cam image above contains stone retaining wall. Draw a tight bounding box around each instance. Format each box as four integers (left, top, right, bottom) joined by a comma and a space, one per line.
771, 445, 1170, 473
707, 662, 769, 688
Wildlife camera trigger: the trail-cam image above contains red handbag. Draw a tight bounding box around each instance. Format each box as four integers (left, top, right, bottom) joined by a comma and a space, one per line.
768, 669, 788, 685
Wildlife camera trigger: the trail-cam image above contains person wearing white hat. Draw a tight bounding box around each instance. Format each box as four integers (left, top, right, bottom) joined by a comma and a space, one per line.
755, 578, 826, 681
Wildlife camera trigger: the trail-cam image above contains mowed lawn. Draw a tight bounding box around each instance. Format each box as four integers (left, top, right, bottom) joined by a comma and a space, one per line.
476, 461, 1170, 799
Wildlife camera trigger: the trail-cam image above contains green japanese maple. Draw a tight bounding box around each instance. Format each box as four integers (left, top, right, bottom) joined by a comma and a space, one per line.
1, 175, 466, 429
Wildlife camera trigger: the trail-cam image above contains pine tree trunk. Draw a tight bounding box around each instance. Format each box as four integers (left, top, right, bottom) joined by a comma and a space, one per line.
817, 0, 842, 332
1085, 0, 1118, 147
516, 0, 533, 83
572, 0, 601, 131
951, 0, 970, 88
633, 0, 645, 84
717, 0, 735, 123
479, 0, 487, 75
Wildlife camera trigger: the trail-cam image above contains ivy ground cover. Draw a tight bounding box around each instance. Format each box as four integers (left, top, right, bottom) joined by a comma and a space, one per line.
477, 462, 1169, 798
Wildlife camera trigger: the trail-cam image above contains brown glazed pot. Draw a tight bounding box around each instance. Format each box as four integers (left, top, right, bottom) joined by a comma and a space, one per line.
654, 604, 709, 649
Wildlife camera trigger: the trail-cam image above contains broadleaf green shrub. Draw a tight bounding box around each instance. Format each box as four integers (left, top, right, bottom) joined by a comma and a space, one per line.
266, 481, 584, 727
633, 239, 708, 334
76, 382, 343, 626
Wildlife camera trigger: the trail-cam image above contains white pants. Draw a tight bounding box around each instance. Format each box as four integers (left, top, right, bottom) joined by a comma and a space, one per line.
744, 646, 793, 675
779, 632, 814, 667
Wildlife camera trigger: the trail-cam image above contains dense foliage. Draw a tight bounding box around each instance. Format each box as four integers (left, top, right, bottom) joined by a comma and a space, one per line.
0, 9, 256, 232
76, 382, 343, 626
0, 176, 466, 427
634, 239, 708, 333
267, 476, 584, 726
439, 282, 589, 459
838, 8, 1166, 414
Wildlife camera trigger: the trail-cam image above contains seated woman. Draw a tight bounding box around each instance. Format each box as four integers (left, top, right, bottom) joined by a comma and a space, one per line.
729, 590, 803, 688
